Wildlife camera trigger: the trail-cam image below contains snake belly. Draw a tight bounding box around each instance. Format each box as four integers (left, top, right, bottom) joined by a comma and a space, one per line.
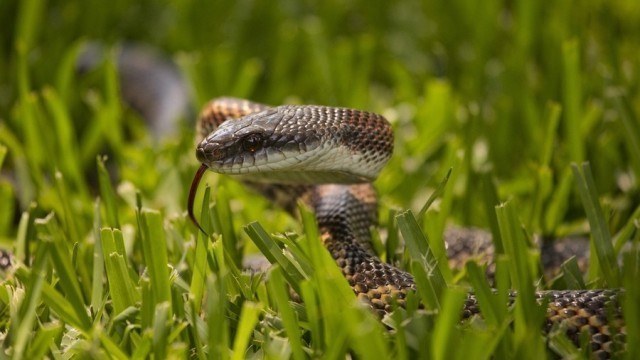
192, 97, 625, 357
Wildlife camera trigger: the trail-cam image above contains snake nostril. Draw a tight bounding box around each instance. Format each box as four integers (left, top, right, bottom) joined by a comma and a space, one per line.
197, 142, 226, 162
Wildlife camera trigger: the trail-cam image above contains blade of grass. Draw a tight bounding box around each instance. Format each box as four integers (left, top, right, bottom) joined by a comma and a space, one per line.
212, 185, 241, 266
540, 102, 562, 167
14, 266, 88, 332
386, 208, 400, 265
495, 202, 546, 357
186, 298, 206, 360
480, 173, 504, 254
54, 171, 81, 246
431, 287, 466, 360
139, 210, 172, 311
466, 262, 501, 327
612, 204, 640, 252
244, 221, 305, 289
298, 203, 383, 357
267, 266, 305, 360
190, 186, 212, 312
466, 260, 513, 358
231, 302, 261, 360
559, 257, 586, 289
207, 271, 230, 360
11, 247, 46, 360
98, 331, 129, 360
97, 156, 120, 228
0, 181, 14, 237
544, 168, 574, 233
43, 88, 85, 196
101, 228, 138, 315
14, 0, 44, 52
571, 162, 620, 286
91, 199, 104, 312
17, 94, 45, 187
36, 213, 91, 329
396, 209, 447, 309
418, 168, 452, 218
298, 280, 321, 355
273, 233, 314, 278
152, 302, 171, 360
24, 322, 63, 360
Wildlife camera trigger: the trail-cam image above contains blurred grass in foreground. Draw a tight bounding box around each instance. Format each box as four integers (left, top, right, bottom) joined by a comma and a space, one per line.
0, 0, 639, 358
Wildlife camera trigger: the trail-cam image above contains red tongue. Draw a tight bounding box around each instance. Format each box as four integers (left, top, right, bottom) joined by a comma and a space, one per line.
188, 164, 209, 235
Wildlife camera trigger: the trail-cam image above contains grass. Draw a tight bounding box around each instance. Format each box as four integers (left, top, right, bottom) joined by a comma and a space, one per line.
1, 0, 640, 358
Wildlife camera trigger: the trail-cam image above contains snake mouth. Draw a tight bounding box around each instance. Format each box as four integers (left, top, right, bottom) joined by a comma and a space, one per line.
187, 163, 209, 235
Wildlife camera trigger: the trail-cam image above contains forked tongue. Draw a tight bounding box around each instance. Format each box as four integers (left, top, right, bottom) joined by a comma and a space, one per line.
188, 164, 209, 235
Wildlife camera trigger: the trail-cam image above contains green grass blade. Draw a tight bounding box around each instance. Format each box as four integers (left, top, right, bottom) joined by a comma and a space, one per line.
14, 0, 44, 52
431, 287, 466, 360
91, 199, 104, 312
212, 185, 241, 266
54, 171, 81, 246
98, 331, 130, 360
298, 280, 321, 355
152, 302, 171, 360
495, 201, 545, 356
36, 214, 91, 329
547, 325, 583, 360
190, 186, 212, 312
97, 156, 120, 228
0, 181, 14, 237
386, 208, 400, 264
24, 322, 63, 360
244, 221, 305, 288
267, 266, 305, 360
14, 266, 86, 330
540, 102, 562, 167
396, 209, 447, 309
231, 302, 261, 360
11, 251, 46, 360
418, 167, 452, 218
43, 88, 84, 194
207, 272, 230, 360
466, 262, 500, 327
480, 173, 504, 254
571, 162, 620, 286
140, 210, 173, 310
101, 228, 138, 315
559, 257, 586, 289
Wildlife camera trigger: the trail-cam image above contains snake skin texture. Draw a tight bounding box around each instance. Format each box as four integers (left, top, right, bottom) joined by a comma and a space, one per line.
192, 97, 625, 357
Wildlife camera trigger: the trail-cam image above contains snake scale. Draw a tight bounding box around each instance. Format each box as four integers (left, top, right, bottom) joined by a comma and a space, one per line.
189, 97, 625, 358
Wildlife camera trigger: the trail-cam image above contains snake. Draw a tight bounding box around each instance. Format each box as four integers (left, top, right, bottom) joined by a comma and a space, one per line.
188, 97, 625, 357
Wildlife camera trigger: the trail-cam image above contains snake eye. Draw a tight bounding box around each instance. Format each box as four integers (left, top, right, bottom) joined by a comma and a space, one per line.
242, 133, 263, 152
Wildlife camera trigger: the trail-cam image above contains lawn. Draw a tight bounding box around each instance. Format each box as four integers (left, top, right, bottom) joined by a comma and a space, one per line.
0, 0, 639, 359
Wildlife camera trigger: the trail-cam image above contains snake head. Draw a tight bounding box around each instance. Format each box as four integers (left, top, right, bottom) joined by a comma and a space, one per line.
196, 105, 393, 184
196, 108, 298, 170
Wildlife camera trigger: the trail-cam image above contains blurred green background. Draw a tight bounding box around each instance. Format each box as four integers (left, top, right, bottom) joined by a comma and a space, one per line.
1, 1, 640, 358
2, 0, 639, 236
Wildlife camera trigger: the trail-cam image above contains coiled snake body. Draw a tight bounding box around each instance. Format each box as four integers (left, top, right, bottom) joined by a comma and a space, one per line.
189, 98, 625, 357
